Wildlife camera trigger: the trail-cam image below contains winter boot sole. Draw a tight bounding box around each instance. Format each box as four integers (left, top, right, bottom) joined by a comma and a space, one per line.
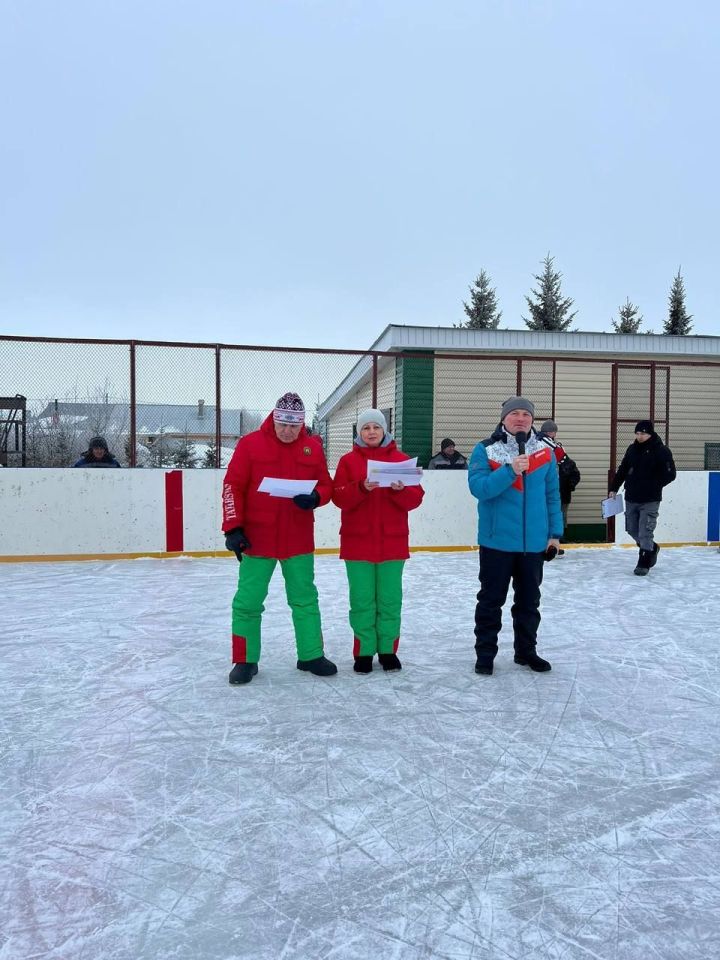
297, 657, 338, 677
353, 656, 373, 674
514, 654, 552, 672
229, 663, 258, 685
378, 653, 402, 671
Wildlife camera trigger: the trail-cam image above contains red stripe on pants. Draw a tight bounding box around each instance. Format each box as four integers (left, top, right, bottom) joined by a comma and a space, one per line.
353, 637, 361, 656
232, 634, 248, 663
165, 471, 184, 552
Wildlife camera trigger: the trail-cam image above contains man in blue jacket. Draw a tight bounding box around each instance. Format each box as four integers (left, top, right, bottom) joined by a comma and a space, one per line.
468, 397, 563, 675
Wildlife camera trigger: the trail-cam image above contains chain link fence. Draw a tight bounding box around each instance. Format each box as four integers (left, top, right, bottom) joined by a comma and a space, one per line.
2, 336, 719, 483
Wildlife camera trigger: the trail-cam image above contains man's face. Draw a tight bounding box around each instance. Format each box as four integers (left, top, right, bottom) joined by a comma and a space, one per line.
635, 431, 651, 444
274, 421, 303, 444
91, 446, 106, 459
503, 409, 533, 436
442, 444, 455, 457
546, 431, 557, 440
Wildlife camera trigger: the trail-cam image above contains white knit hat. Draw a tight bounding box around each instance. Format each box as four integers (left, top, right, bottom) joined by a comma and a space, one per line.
356, 409, 387, 434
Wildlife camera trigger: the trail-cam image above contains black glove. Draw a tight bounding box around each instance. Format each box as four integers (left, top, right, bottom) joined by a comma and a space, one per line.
225, 527, 251, 561
293, 490, 320, 510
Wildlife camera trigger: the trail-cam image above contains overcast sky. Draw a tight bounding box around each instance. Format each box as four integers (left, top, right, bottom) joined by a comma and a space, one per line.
2, 0, 718, 350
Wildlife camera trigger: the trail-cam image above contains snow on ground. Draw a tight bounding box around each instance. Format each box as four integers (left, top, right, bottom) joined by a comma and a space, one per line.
2, 547, 719, 960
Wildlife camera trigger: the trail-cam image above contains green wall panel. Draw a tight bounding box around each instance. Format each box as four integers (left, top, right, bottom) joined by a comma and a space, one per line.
395, 353, 434, 466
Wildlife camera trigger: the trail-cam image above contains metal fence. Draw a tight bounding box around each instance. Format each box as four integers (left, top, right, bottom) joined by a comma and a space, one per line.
2, 335, 720, 480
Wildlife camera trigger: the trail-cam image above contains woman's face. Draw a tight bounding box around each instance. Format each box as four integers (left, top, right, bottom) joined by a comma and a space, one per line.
360, 423, 384, 448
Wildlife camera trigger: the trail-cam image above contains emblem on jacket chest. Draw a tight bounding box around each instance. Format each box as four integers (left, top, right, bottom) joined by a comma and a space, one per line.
303, 446, 311, 455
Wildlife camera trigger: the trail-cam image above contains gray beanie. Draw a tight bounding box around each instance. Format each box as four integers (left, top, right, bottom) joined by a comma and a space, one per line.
540, 419, 558, 433
501, 396, 535, 420
356, 409, 387, 434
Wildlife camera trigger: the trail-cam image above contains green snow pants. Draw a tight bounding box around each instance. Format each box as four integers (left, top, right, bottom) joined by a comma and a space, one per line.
345, 560, 405, 657
231, 553, 324, 663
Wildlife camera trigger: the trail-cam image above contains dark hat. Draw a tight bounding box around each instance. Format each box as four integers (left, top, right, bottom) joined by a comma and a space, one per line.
634, 420, 654, 434
540, 420, 558, 434
501, 396, 535, 420
440, 438, 455, 451
89, 436, 109, 450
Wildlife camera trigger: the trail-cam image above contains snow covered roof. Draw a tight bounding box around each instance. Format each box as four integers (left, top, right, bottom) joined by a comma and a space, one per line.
34, 402, 246, 435
317, 324, 720, 420
368, 324, 720, 357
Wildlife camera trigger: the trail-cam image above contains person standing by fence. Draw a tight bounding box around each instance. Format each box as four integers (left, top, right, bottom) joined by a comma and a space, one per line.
537, 420, 580, 552
222, 392, 337, 684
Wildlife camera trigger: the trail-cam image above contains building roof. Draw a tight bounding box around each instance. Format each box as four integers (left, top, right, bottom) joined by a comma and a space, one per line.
317, 324, 720, 420
368, 324, 720, 357
35, 401, 246, 435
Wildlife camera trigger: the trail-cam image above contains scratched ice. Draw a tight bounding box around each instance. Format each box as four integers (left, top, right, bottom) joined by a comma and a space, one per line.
2, 547, 719, 960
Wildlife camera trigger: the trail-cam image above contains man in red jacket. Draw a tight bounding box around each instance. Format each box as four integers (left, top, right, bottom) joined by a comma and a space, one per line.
222, 392, 336, 685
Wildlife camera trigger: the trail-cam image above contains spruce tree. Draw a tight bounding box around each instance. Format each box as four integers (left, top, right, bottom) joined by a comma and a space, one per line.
460, 270, 502, 329
202, 438, 218, 468
663, 268, 693, 335
612, 298, 643, 334
523, 254, 577, 331
171, 435, 199, 468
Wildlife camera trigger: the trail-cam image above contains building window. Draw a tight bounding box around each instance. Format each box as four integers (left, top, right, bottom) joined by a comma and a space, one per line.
704, 443, 720, 470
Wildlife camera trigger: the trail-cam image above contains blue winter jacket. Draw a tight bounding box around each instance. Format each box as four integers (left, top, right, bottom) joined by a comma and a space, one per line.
468, 426, 563, 553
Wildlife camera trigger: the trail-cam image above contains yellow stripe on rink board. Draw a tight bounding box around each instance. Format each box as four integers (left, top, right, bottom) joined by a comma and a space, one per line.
1, 542, 717, 563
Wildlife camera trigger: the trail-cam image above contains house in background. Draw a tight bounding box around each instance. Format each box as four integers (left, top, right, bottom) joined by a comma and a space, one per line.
29, 400, 255, 466
317, 325, 720, 541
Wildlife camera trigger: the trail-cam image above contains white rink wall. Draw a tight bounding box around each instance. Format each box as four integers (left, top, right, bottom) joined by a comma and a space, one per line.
0, 468, 717, 560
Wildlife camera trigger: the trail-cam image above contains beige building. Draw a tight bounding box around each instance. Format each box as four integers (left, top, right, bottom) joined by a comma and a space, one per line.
317, 326, 720, 541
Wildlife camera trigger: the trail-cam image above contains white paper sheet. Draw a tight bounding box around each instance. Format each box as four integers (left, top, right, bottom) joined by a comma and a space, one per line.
258, 477, 317, 498
601, 493, 624, 519
366, 457, 422, 487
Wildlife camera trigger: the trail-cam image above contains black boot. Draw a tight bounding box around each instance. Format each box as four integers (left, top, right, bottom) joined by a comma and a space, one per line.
297, 655, 338, 676
475, 658, 494, 675
648, 543, 660, 568
229, 663, 258, 685
634, 548, 652, 576
514, 652, 552, 672
353, 655, 373, 673
378, 653, 402, 671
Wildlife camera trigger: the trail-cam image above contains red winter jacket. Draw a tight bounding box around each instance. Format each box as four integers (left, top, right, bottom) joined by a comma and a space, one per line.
332, 440, 424, 562
222, 415, 332, 560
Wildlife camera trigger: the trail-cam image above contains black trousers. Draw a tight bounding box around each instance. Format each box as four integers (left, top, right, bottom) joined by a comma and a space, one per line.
474, 547, 545, 662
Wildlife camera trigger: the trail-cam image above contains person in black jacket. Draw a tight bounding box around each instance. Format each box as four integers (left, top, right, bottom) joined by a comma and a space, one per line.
427, 438, 468, 470
537, 420, 581, 542
73, 436, 122, 468
608, 420, 676, 576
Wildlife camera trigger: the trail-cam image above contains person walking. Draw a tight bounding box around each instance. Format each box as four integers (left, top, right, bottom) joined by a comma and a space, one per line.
222, 392, 337, 684
608, 420, 676, 576
427, 439, 468, 470
332, 409, 424, 673
537, 420, 580, 551
468, 397, 563, 675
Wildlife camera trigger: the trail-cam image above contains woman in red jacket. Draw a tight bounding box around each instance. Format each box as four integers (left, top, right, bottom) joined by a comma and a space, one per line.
222, 392, 336, 685
332, 409, 424, 673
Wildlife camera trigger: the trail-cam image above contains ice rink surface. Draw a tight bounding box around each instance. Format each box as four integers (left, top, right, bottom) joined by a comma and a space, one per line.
3, 547, 719, 960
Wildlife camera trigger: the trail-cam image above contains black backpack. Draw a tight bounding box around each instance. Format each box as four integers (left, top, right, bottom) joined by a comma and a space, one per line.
558, 454, 580, 492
